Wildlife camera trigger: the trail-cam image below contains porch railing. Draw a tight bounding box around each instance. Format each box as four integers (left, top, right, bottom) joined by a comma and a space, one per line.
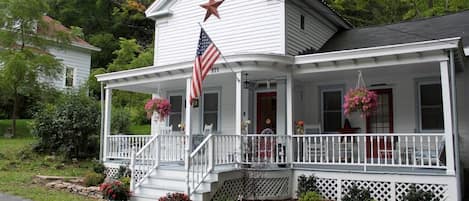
130, 135, 159, 191
241, 134, 288, 164
106, 135, 152, 160
291, 133, 446, 169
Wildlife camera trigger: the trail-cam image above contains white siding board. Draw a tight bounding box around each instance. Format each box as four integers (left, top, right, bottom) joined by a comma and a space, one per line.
47, 47, 92, 90
285, 1, 337, 55
154, 0, 284, 66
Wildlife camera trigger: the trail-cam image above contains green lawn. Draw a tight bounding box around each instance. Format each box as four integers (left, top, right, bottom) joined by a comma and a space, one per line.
0, 119, 32, 138
0, 138, 97, 201
129, 124, 151, 135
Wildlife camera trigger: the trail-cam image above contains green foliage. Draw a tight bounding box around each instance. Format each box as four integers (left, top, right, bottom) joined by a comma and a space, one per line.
342, 185, 374, 201
299, 191, 324, 201
326, 0, 469, 27
119, 176, 131, 191
100, 180, 130, 201
83, 171, 105, 187
111, 107, 131, 134
115, 165, 131, 179
31, 92, 100, 159
108, 38, 143, 72
403, 185, 439, 201
92, 162, 106, 175
297, 174, 319, 197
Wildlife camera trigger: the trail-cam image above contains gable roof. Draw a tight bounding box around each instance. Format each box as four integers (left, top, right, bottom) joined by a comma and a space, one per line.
319, 11, 469, 53
38, 16, 100, 52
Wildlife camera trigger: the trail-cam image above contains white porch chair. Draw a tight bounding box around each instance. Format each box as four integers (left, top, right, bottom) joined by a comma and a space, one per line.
304, 124, 326, 162
203, 124, 213, 135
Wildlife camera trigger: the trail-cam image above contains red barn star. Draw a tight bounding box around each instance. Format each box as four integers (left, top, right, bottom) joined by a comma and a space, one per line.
200, 0, 224, 22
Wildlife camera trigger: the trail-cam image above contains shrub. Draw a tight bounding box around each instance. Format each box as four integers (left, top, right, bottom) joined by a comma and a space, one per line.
158, 192, 190, 201
84, 172, 105, 187
297, 174, 318, 197
299, 191, 323, 201
403, 185, 438, 201
92, 162, 106, 175
115, 165, 131, 179
100, 180, 130, 201
119, 176, 131, 191
111, 107, 130, 134
31, 92, 100, 159
342, 185, 374, 201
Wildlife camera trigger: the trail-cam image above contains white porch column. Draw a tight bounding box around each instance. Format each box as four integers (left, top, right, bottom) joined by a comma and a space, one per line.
440, 60, 455, 175
286, 72, 294, 164
184, 78, 192, 194
103, 88, 112, 162
235, 72, 242, 165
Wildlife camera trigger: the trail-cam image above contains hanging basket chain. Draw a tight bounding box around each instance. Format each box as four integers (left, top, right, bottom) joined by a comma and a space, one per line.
355, 70, 367, 89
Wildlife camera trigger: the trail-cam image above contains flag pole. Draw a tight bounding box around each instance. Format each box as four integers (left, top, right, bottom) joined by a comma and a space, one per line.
197, 22, 241, 82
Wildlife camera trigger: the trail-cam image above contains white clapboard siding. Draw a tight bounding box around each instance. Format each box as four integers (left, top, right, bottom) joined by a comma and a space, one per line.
47, 46, 92, 90
285, 1, 337, 55
154, 0, 284, 66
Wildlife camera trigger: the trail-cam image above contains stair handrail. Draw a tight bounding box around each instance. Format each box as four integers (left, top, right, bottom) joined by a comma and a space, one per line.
130, 134, 160, 192
187, 134, 214, 196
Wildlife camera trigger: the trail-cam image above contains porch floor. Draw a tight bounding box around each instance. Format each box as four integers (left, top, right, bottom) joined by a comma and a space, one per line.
104, 160, 446, 175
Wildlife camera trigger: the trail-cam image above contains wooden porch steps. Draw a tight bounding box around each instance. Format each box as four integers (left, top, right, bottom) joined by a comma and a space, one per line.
131, 166, 219, 201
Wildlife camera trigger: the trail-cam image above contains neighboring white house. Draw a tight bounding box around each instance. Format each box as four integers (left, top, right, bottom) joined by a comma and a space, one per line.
96, 1, 469, 201
37, 16, 100, 89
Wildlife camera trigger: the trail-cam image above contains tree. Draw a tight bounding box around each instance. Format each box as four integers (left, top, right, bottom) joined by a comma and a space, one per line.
0, 0, 67, 136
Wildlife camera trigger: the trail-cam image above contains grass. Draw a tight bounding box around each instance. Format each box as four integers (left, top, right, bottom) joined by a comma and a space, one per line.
0, 119, 32, 138
129, 124, 151, 135
0, 137, 97, 201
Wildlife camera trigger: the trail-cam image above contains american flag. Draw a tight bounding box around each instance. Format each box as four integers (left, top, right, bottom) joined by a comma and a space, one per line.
190, 28, 221, 105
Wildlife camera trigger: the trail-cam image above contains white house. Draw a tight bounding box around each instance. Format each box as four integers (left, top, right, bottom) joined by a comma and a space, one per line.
96, 1, 469, 200
38, 16, 100, 89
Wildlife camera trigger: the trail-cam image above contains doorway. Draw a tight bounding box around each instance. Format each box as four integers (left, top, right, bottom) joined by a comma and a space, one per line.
366, 88, 394, 159
256, 92, 277, 134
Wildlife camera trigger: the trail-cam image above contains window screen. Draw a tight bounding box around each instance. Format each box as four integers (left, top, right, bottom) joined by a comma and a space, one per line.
322, 90, 342, 132
203, 92, 219, 131
419, 83, 444, 131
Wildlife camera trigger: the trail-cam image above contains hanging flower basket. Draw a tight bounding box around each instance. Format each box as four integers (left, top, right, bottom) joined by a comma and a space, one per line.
343, 87, 378, 118
144, 98, 171, 121
343, 71, 378, 118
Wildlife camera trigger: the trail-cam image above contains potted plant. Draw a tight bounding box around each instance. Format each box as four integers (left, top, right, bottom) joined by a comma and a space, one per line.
100, 180, 131, 201
144, 98, 171, 121
296, 120, 304, 134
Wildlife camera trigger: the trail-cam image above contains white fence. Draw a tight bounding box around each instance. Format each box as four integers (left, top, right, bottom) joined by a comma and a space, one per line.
106, 135, 152, 160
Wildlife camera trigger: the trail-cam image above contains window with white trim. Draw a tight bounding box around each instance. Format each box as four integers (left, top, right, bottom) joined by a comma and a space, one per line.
418, 82, 444, 131
169, 95, 183, 131
203, 91, 220, 132
321, 88, 343, 133
65, 67, 74, 87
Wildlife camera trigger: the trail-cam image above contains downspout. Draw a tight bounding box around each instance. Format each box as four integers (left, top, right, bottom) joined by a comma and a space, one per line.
100, 82, 105, 162
450, 49, 462, 201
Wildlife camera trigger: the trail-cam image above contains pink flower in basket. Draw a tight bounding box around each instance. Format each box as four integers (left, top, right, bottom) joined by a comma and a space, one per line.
145, 98, 171, 120
343, 88, 378, 118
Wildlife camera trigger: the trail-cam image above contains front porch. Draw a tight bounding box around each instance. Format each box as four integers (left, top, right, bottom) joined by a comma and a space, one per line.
97, 38, 460, 201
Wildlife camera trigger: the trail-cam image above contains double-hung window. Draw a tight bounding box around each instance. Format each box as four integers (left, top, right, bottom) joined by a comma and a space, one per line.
65, 67, 74, 87
202, 91, 220, 132
417, 81, 444, 132
169, 94, 183, 131
321, 87, 343, 133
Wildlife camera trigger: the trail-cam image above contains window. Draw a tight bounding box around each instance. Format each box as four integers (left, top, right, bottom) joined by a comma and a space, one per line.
169, 95, 183, 131
418, 82, 444, 131
203, 92, 220, 132
321, 89, 343, 133
65, 67, 74, 87
300, 15, 305, 30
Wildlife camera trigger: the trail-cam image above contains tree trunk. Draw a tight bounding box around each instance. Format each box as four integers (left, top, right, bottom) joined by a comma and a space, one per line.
11, 91, 19, 137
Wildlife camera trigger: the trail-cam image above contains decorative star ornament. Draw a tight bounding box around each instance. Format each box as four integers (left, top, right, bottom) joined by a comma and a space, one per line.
200, 0, 224, 22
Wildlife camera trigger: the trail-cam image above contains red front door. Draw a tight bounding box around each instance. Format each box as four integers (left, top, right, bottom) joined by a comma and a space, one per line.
256, 92, 277, 134
366, 89, 394, 159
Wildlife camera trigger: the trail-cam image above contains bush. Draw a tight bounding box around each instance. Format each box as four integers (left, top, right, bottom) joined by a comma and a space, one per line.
158, 193, 191, 201
119, 176, 131, 191
84, 172, 105, 187
297, 174, 318, 197
92, 162, 106, 175
111, 107, 130, 134
342, 185, 374, 201
129, 106, 149, 125
299, 191, 323, 201
100, 180, 130, 201
31, 92, 100, 159
115, 165, 131, 179
403, 185, 438, 201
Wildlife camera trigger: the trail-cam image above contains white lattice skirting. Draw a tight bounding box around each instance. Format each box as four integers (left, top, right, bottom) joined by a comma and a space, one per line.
294, 170, 456, 201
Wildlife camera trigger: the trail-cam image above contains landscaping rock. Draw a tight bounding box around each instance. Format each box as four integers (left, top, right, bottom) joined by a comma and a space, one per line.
37, 175, 104, 200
